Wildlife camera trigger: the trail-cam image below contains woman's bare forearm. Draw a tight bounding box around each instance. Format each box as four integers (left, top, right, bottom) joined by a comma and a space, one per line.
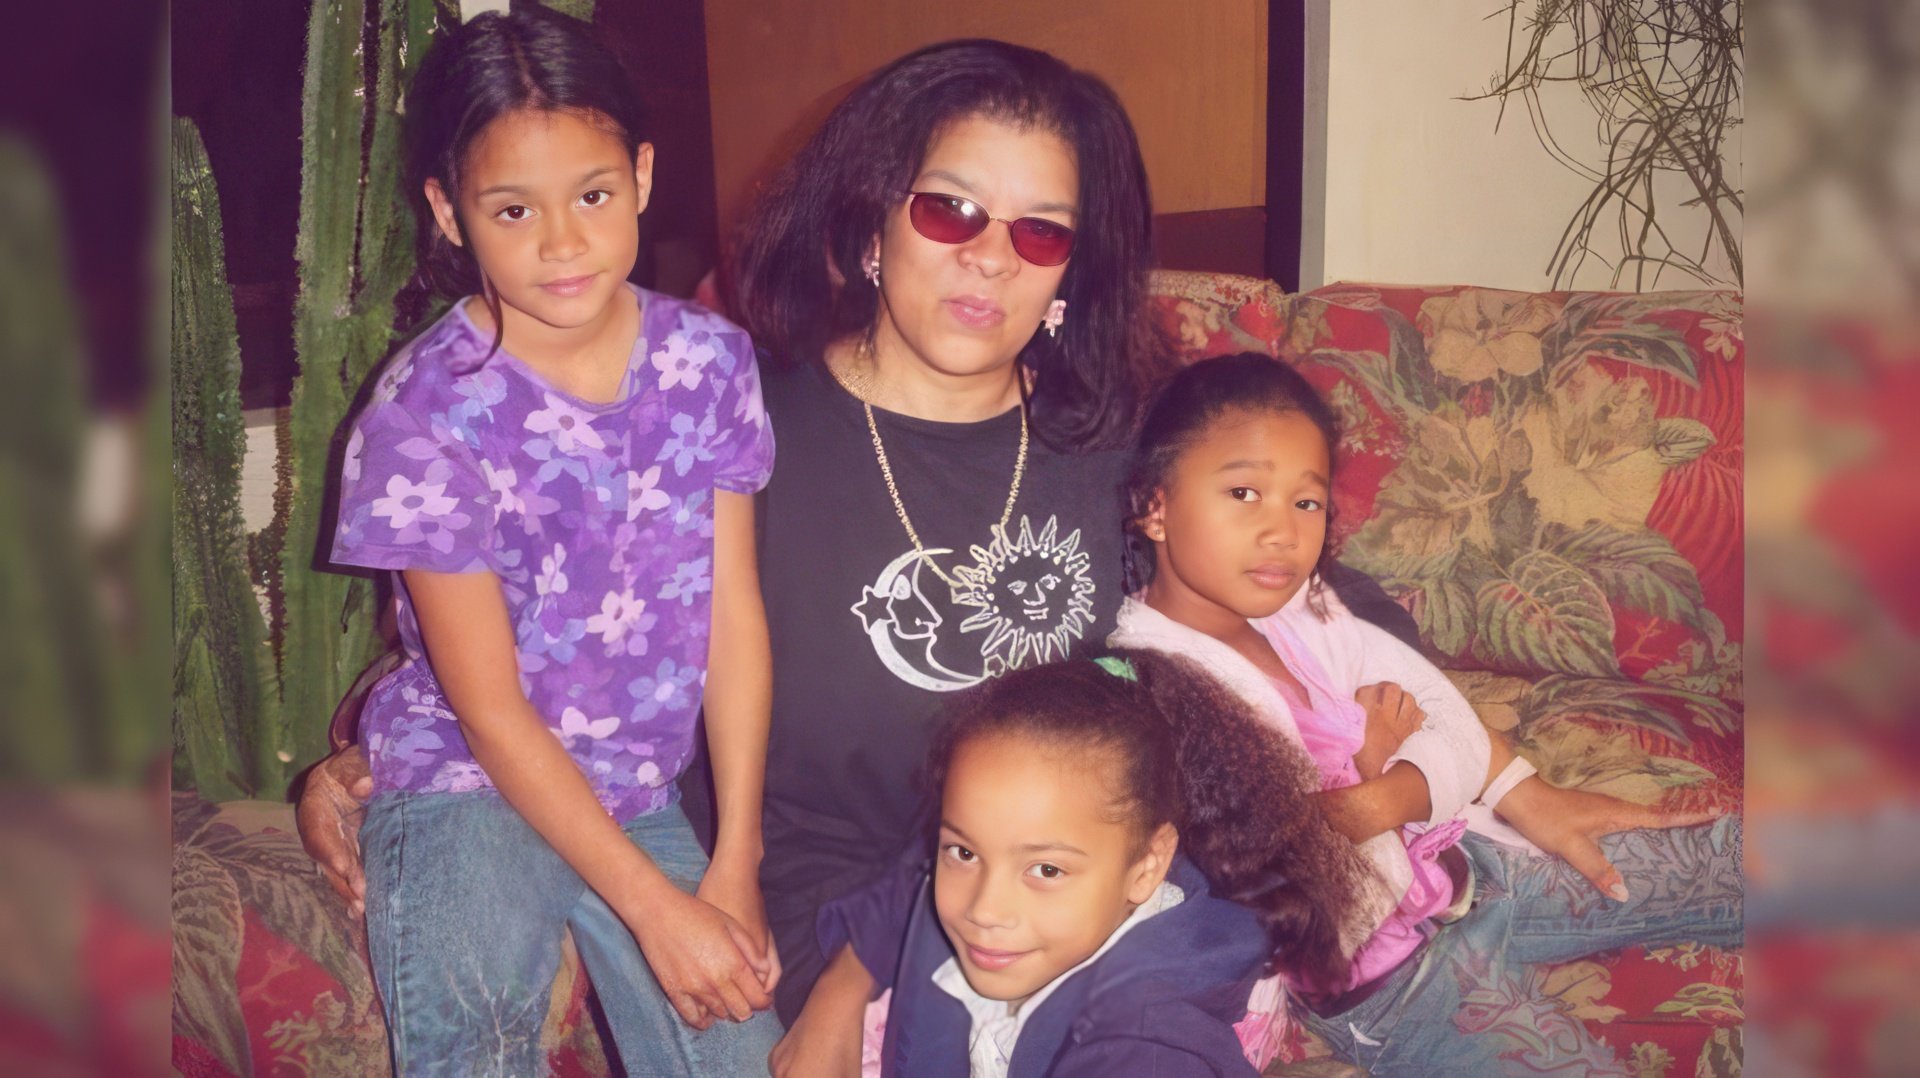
1316, 764, 1433, 843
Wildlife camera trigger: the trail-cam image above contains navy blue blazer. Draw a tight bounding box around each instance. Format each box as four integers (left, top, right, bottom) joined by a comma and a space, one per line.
819, 855, 1266, 1077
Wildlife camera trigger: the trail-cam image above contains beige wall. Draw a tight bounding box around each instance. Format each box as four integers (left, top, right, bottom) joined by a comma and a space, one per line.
702, 0, 1267, 234
1307, 0, 1739, 292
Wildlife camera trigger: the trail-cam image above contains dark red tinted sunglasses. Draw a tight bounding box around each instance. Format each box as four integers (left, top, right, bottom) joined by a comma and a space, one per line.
906, 192, 1076, 267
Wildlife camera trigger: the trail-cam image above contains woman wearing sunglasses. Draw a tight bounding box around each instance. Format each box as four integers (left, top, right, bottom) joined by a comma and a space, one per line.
722, 38, 1161, 1041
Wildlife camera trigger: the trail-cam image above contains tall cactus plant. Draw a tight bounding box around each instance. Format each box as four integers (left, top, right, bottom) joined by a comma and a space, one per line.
275, 0, 442, 783
173, 119, 283, 800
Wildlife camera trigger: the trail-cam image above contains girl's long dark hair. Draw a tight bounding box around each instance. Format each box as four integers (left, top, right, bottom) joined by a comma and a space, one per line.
924, 649, 1362, 987
728, 38, 1162, 452
403, 6, 647, 348
1124, 352, 1343, 612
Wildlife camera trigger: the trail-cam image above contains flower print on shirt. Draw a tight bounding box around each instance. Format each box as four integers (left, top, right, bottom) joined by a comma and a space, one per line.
452, 366, 510, 414
515, 485, 563, 538
657, 556, 712, 607
671, 490, 716, 539
371, 471, 457, 532
493, 545, 529, 593
558, 706, 621, 744
626, 658, 698, 724
524, 434, 593, 490
536, 544, 569, 598
651, 334, 716, 392
734, 373, 768, 432
524, 392, 608, 456
659, 412, 718, 476
396, 408, 481, 460
483, 461, 526, 524
584, 587, 658, 657
627, 465, 671, 522
585, 456, 625, 512
606, 521, 644, 577
369, 461, 475, 554
376, 689, 450, 787
518, 610, 586, 674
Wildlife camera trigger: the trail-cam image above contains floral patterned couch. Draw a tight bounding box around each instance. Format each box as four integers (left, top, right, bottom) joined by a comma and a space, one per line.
171, 271, 1743, 1076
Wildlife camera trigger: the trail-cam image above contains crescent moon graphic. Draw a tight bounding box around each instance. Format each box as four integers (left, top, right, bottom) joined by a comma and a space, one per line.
861, 548, 983, 692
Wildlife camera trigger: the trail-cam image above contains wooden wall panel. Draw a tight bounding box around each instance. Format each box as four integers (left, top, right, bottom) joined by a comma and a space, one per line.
703, 0, 1266, 234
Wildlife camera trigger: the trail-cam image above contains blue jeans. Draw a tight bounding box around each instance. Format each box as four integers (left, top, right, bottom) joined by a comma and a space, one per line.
1297, 817, 1743, 1076
363, 791, 783, 1077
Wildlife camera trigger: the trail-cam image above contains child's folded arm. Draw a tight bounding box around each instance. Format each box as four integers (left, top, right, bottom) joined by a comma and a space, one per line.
1347, 618, 1491, 826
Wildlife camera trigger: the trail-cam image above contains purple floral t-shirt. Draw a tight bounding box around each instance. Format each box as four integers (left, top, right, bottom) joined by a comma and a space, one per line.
332, 286, 774, 822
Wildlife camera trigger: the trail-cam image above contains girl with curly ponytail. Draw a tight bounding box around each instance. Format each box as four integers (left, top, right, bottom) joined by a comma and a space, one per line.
805, 650, 1365, 1078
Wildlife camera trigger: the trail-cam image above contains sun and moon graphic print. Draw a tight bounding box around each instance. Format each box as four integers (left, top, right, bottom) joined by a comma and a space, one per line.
850, 514, 1098, 692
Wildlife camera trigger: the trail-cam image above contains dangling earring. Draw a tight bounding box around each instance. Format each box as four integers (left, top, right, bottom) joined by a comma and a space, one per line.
863, 252, 881, 286
1043, 299, 1067, 338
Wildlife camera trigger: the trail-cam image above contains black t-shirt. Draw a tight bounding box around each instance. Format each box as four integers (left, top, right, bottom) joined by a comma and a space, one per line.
738, 361, 1129, 1016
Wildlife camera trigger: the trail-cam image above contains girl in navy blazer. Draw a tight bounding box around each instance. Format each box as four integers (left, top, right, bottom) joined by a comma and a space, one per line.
814, 649, 1369, 1077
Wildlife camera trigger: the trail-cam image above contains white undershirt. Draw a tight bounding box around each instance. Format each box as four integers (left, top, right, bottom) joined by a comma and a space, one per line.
931, 880, 1186, 1078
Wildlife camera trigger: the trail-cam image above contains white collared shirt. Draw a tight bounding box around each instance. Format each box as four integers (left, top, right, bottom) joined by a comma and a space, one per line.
931, 880, 1186, 1078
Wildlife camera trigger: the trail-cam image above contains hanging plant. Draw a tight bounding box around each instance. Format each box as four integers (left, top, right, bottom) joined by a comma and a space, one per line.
1471, 0, 1743, 290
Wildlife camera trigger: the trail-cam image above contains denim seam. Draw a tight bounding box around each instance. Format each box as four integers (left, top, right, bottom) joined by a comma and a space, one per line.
386, 795, 410, 1072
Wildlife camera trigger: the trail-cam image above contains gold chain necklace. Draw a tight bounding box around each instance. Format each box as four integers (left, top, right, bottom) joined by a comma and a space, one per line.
831, 346, 1028, 591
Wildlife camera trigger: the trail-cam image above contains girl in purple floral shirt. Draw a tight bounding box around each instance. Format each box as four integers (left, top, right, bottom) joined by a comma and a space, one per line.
329, 10, 780, 1075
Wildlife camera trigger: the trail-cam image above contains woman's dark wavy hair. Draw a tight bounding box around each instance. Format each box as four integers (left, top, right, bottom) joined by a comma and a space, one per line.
728, 38, 1161, 452
403, 6, 647, 354
923, 648, 1362, 987
1123, 353, 1343, 615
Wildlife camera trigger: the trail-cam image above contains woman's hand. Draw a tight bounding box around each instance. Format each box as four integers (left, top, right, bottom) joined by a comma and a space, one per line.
768, 944, 872, 1078
295, 745, 374, 916
696, 853, 781, 994
1352, 682, 1425, 780
1316, 764, 1431, 844
1494, 777, 1719, 901
625, 883, 776, 1029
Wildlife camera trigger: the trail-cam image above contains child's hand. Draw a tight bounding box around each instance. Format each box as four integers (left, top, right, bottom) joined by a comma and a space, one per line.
1352, 682, 1425, 780
624, 886, 774, 1029
1494, 776, 1720, 900
697, 855, 782, 993
769, 944, 873, 1078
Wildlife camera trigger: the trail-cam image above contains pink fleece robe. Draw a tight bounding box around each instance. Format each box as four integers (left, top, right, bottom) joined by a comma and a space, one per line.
1109, 586, 1506, 1066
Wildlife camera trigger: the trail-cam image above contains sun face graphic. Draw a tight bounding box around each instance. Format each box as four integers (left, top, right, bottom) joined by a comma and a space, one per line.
952, 516, 1096, 674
